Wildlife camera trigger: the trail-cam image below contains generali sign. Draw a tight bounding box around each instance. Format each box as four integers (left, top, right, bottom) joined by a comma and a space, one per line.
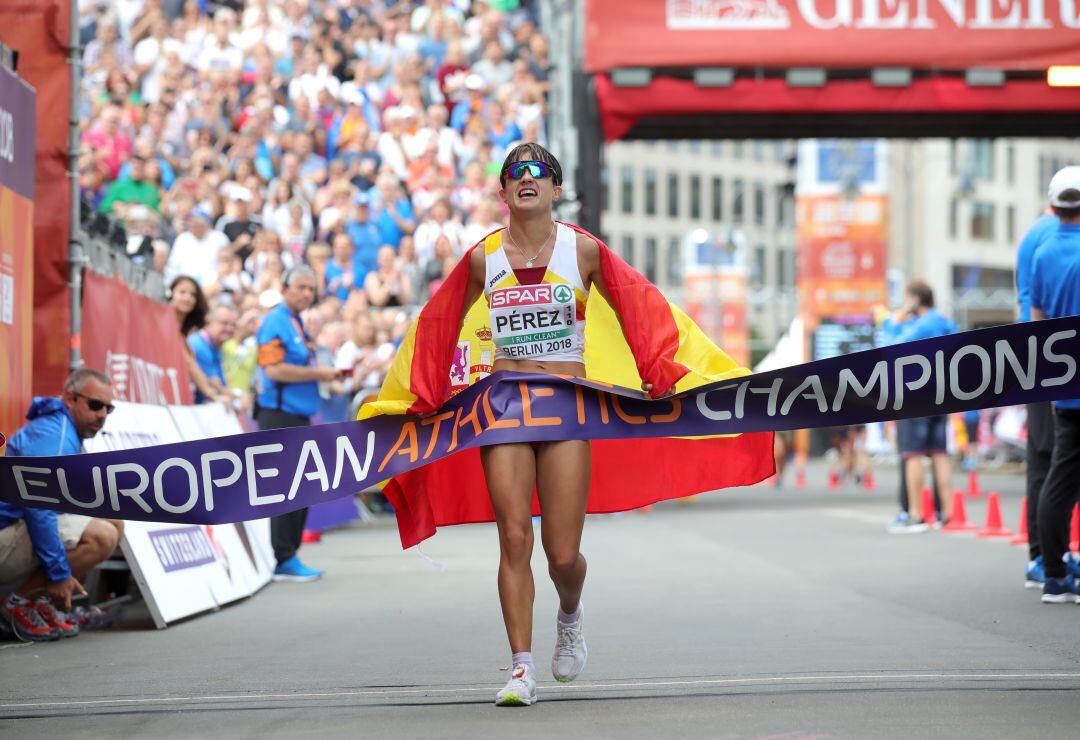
585, 0, 1080, 71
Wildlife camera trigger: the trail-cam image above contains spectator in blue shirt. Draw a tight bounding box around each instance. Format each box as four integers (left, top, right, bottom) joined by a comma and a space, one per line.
346, 193, 382, 283
882, 281, 958, 533
0, 369, 124, 641
187, 304, 238, 404
1015, 210, 1059, 586
1030, 166, 1080, 602
324, 232, 361, 300
370, 174, 416, 248
255, 265, 338, 582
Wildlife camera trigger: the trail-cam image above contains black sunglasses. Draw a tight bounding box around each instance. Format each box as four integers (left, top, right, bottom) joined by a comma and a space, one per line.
74, 392, 116, 414
503, 160, 554, 181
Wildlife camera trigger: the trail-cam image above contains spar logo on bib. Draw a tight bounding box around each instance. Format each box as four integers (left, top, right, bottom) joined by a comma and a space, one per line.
552, 284, 573, 304
490, 284, 553, 308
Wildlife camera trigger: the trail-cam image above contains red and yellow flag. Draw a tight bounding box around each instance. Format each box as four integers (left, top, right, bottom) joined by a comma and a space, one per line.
360, 226, 774, 548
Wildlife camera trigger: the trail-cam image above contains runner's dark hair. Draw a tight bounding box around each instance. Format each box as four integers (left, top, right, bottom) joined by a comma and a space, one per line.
906, 279, 935, 309
500, 143, 562, 187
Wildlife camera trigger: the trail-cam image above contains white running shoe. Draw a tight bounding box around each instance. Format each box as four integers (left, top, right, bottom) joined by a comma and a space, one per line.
552, 605, 587, 683
495, 663, 538, 706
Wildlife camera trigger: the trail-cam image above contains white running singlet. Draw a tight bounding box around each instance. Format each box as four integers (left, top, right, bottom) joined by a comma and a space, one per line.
483, 223, 588, 363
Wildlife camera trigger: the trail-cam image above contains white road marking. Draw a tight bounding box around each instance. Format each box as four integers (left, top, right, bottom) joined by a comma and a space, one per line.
3, 672, 1079, 710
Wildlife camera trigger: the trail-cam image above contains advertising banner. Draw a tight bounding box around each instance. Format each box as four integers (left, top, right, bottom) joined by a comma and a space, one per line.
0, 0, 74, 394
683, 270, 751, 367
83, 401, 272, 628
585, 0, 1080, 72
0, 66, 35, 450
82, 270, 194, 405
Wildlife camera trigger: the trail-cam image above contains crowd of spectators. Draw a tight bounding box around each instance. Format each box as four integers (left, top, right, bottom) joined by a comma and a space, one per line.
78, 0, 549, 420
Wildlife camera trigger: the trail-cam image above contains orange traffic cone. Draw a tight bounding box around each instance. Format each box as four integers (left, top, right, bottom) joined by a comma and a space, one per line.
1010, 497, 1029, 545
795, 469, 807, 489
921, 487, 937, 526
863, 470, 876, 491
977, 492, 1013, 538
828, 470, 840, 489
943, 491, 977, 532
967, 470, 982, 499
1070, 505, 1079, 553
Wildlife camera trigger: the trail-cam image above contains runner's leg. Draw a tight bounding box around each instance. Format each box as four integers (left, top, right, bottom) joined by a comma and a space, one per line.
481, 443, 538, 654
535, 440, 590, 613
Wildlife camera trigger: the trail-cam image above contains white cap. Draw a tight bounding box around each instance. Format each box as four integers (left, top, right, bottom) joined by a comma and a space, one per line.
1048, 166, 1080, 207
258, 289, 283, 309
464, 73, 487, 91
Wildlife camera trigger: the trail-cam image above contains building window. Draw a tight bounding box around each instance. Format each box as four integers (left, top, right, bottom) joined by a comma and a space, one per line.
710, 141, 724, 157
622, 235, 635, 265
644, 237, 658, 283
774, 141, 787, 163
1007, 205, 1016, 244
753, 183, 765, 226
620, 166, 634, 214
775, 185, 790, 228
753, 141, 765, 162
776, 248, 788, 287
948, 199, 958, 239
732, 179, 744, 224
711, 177, 724, 222
667, 172, 680, 218
689, 140, 702, 154
689, 175, 701, 220
971, 201, 995, 240
734, 141, 744, 159
949, 140, 958, 177
600, 166, 609, 211
973, 139, 994, 181
1006, 142, 1015, 185
751, 244, 766, 286
667, 236, 683, 285
644, 168, 657, 216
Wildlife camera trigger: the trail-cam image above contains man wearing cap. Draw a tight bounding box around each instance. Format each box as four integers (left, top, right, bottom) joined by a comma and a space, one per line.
450, 73, 491, 133
346, 192, 382, 284
164, 209, 231, 286
256, 265, 340, 582
216, 186, 262, 263
1030, 166, 1080, 604
1015, 204, 1059, 590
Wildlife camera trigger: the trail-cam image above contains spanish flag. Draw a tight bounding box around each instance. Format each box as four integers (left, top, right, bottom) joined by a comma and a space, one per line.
360, 225, 774, 548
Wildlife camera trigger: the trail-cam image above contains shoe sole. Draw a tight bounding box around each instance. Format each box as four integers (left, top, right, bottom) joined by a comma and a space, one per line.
1024, 580, 1044, 590
887, 526, 929, 534
495, 692, 536, 706
1040, 593, 1080, 604
272, 573, 322, 582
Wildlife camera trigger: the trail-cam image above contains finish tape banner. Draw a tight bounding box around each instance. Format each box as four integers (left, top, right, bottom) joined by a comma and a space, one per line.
1, 317, 1078, 525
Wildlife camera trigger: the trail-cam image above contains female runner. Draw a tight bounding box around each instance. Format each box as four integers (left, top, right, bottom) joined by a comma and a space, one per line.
456, 144, 667, 706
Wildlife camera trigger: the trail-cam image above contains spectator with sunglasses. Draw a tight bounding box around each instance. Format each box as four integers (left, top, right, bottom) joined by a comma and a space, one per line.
0, 369, 125, 642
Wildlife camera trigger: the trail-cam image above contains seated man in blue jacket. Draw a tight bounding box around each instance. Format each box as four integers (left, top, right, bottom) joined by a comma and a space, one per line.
0, 368, 125, 641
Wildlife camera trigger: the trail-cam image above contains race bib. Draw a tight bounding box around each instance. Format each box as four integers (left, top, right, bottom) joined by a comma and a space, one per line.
488, 283, 579, 360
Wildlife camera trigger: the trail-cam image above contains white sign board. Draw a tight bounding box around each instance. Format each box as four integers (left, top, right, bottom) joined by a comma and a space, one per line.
85, 402, 273, 628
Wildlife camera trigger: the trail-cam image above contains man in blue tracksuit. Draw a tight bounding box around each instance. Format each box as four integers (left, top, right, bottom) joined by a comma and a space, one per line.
1029, 166, 1080, 603
1015, 209, 1058, 588
0, 368, 125, 640
881, 281, 958, 532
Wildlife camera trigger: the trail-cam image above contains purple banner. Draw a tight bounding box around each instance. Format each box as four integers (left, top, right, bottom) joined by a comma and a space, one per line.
1, 316, 1078, 525
0, 65, 36, 200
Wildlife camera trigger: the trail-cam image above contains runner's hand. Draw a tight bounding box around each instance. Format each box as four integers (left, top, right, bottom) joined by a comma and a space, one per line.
45, 577, 85, 611
641, 382, 675, 397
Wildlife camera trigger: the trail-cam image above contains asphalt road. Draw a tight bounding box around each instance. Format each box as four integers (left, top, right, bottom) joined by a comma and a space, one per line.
2, 463, 1078, 739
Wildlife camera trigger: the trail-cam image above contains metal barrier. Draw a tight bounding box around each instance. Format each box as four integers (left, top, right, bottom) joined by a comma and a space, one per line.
81, 228, 166, 301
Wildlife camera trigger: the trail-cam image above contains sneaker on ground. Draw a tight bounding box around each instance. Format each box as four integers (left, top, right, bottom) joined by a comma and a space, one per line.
552, 605, 587, 683
273, 556, 324, 582
1, 598, 58, 642
1065, 553, 1080, 580
1025, 556, 1046, 589
34, 598, 79, 638
887, 513, 928, 534
495, 663, 538, 706
1040, 575, 1080, 604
